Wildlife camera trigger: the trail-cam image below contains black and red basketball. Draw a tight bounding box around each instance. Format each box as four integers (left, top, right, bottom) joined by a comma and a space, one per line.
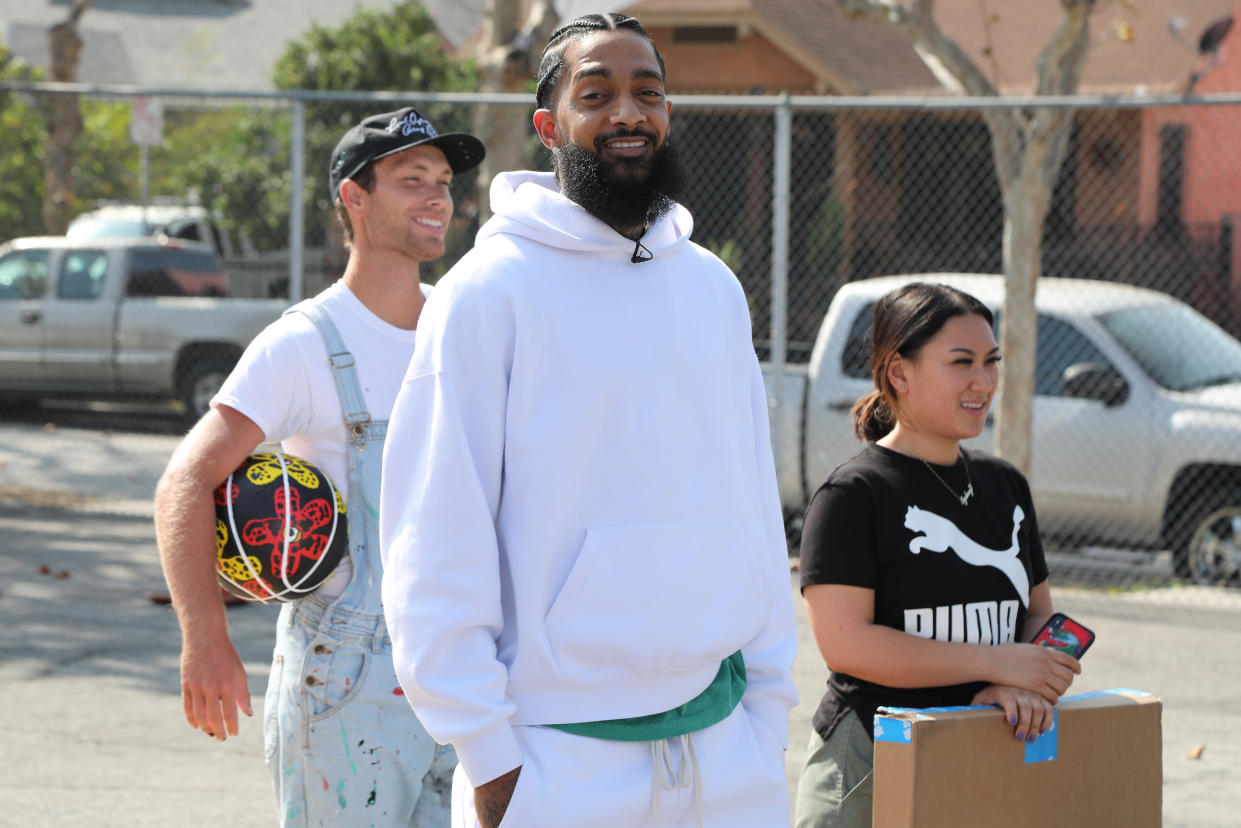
213, 452, 348, 603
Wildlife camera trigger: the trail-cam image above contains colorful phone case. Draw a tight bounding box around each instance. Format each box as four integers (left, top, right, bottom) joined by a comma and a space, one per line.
1033, 612, 1095, 657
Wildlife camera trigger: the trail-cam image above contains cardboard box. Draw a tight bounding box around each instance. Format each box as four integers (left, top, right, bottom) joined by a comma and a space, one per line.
872, 688, 1162, 828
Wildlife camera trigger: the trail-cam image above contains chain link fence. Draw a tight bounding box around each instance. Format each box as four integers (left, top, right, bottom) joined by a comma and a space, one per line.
3, 85, 1241, 600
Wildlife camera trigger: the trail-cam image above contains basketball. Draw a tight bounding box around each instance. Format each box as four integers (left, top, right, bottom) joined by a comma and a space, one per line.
213, 452, 348, 603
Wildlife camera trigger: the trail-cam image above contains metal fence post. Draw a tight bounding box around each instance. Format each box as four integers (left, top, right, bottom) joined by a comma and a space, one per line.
769, 94, 792, 474
289, 99, 306, 304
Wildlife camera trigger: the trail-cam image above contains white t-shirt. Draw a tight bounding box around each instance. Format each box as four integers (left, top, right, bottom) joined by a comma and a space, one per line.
213, 280, 425, 597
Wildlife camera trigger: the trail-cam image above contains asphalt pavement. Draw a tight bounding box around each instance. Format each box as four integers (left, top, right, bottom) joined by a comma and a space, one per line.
2, 401, 1240, 826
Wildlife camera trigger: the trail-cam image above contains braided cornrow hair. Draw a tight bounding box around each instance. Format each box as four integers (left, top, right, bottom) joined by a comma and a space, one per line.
534, 12, 666, 111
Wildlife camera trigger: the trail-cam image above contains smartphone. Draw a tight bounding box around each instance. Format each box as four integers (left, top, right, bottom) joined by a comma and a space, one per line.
1031, 612, 1095, 658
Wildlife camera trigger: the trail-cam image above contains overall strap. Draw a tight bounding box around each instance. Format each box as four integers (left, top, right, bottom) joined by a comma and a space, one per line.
284, 302, 371, 448
284, 300, 386, 613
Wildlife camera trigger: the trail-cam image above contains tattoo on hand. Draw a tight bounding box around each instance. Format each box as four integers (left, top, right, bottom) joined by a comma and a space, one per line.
479, 798, 508, 827
475, 766, 521, 828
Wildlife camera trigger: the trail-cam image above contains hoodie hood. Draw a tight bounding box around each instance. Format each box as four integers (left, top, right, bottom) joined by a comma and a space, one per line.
477, 170, 693, 261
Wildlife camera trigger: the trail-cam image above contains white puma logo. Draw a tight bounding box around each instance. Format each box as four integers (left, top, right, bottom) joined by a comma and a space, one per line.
904, 504, 1030, 606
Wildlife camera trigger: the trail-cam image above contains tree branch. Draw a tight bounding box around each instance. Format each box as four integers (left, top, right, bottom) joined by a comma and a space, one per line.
977, 0, 1003, 89
479, 0, 557, 89
838, 0, 993, 95
67, 0, 93, 28
1025, 0, 1093, 186
1034, 0, 1094, 96
837, 0, 1023, 185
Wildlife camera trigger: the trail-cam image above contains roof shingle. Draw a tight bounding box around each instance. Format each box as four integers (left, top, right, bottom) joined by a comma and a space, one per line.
626, 0, 1241, 95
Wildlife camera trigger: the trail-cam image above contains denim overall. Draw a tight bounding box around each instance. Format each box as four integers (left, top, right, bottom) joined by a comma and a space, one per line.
263, 301, 455, 827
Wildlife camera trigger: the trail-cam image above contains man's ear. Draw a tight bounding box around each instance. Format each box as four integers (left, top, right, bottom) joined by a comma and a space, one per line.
533, 109, 559, 150
339, 179, 365, 213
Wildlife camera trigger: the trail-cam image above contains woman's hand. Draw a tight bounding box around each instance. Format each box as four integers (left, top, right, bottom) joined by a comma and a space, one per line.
972, 683, 1056, 742
990, 642, 1080, 704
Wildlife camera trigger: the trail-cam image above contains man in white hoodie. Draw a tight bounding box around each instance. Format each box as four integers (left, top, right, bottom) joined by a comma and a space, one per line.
380, 13, 798, 828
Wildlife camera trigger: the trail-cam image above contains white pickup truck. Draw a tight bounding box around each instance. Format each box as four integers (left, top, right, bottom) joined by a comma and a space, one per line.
764, 273, 1241, 587
0, 236, 286, 422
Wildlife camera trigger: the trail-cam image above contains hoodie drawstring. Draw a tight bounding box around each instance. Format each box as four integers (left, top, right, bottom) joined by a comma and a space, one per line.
650, 732, 702, 828
631, 237, 653, 263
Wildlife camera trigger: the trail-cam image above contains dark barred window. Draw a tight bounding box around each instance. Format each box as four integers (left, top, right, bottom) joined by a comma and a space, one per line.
672, 26, 738, 44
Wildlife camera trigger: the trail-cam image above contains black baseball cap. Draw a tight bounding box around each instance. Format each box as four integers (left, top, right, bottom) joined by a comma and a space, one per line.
328, 107, 486, 196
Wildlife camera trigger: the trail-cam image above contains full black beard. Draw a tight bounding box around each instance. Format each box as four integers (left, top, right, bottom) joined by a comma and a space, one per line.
554, 135, 686, 234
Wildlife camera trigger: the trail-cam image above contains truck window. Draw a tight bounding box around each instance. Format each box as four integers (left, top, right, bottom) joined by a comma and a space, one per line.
0, 249, 50, 300
164, 218, 202, 244
841, 302, 875, 379
1035, 314, 1113, 396
57, 250, 109, 299
126, 248, 229, 298
209, 223, 230, 258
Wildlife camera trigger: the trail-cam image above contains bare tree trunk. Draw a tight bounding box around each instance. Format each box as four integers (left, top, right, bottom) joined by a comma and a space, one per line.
837, 0, 1093, 474
475, 0, 558, 222
43, 0, 92, 235
992, 3, 1089, 473
996, 179, 1049, 474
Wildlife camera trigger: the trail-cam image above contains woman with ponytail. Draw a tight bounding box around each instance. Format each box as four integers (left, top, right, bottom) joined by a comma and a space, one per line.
793, 282, 1082, 828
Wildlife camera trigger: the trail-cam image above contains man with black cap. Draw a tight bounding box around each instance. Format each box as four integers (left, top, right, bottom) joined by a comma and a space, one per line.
155, 107, 484, 827
379, 13, 797, 828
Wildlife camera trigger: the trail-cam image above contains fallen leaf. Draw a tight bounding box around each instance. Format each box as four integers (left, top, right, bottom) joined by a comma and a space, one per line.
1187, 744, 1206, 760
37, 564, 51, 575
52, 570, 70, 579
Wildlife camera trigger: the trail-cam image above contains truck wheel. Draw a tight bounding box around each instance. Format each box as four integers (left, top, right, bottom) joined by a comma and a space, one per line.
1173, 489, 1241, 587
180, 356, 234, 424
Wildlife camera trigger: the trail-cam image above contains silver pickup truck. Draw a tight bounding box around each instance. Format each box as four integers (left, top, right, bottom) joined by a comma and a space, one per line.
0, 236, 287, 422
764, 273, 1241, 587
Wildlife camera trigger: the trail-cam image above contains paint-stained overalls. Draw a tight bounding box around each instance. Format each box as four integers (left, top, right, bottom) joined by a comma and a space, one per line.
264, 302, 455, 827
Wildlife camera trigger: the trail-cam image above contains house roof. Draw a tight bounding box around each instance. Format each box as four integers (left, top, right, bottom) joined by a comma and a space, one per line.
624, 0, 1241, 96
0, 0, 408, 91
624, 0, 938, 94
6, 20, 135, 84
4, 0, 1236, 96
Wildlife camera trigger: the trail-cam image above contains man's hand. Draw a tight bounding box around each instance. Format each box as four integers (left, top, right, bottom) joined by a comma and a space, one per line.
154, 405, 265, 742
180, 634, 253, 741
474, 765, 521, 828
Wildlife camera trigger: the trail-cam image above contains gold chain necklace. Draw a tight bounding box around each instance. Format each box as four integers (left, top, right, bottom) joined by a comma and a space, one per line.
922, 452, 974, 506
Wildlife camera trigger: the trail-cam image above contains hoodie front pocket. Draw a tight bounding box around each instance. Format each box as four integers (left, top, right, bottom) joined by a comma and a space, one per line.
543, 520, 768, 677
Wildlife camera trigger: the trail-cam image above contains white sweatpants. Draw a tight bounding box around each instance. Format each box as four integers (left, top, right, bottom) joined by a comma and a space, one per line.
450, 704, 789, 828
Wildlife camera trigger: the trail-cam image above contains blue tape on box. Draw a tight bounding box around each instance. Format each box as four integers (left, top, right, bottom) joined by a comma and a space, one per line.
874, 703, 1001, 744
875, 704, 1061, 762
874, 716, 914, 743
1061, 688, 1151, 703
1024, 710, 1058, 763
876, 690, 1151, 764
878, 704, 987, 715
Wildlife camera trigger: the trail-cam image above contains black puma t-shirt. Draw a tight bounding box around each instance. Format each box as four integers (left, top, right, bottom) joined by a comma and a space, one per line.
799, 443, 1049, 742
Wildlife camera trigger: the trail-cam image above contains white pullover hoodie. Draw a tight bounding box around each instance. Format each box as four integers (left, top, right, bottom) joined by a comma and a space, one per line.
380, 171, 798, 787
